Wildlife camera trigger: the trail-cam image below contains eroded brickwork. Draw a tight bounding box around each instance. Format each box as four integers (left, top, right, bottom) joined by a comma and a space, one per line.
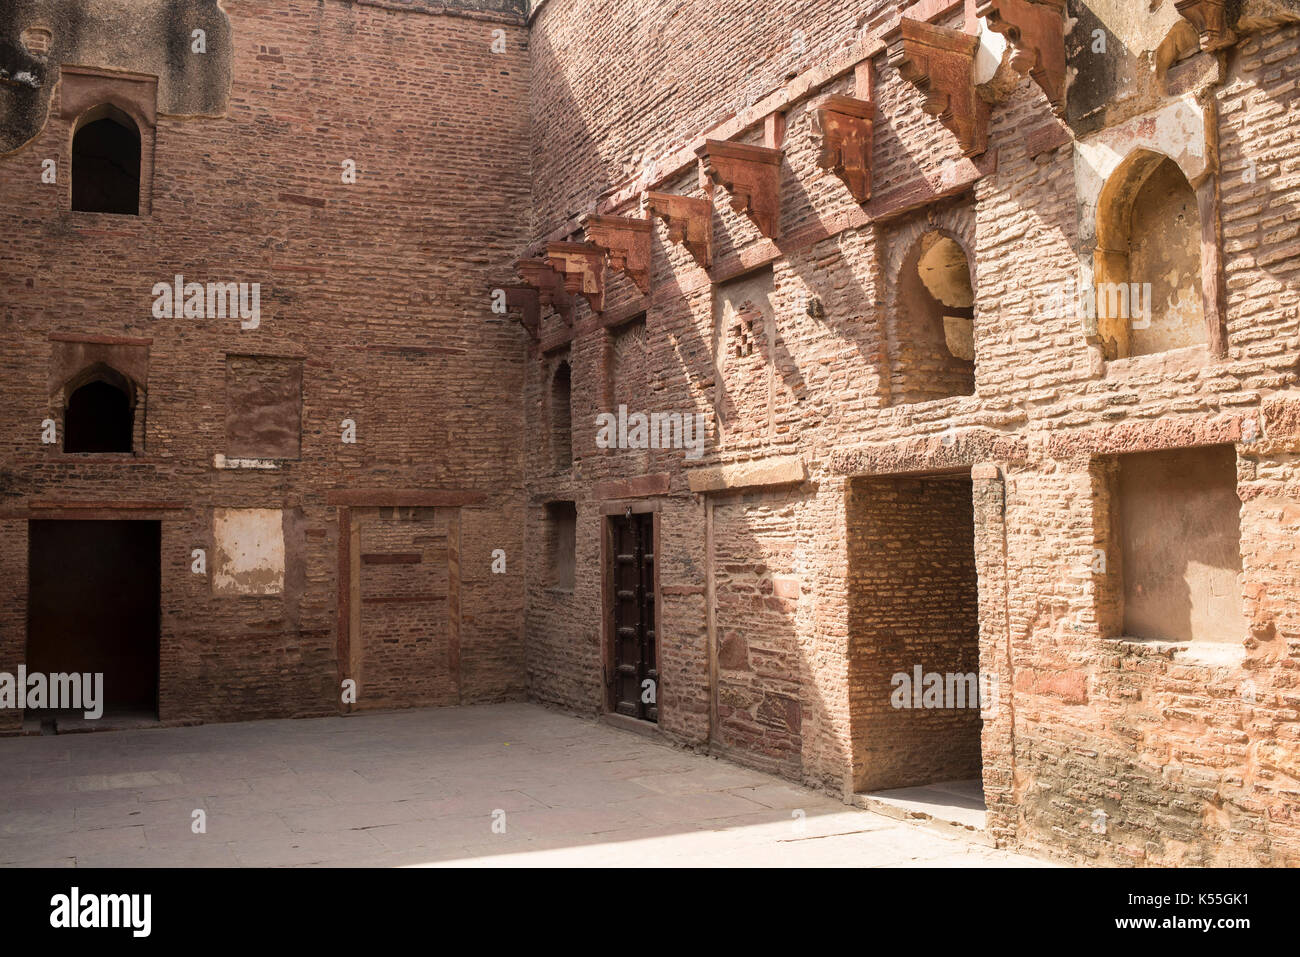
1, 0, 531, 726
518, 0, 1300, 867
2, 0, 1298, 868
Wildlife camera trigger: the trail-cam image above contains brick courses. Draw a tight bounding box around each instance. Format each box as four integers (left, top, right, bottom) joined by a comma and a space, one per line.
1, 0, 532, 726
2, 0, 1298, 867
519, 0, 1300, 867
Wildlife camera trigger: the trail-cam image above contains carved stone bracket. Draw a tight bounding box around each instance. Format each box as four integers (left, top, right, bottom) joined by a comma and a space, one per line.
884, 18, 990, 157
976, 0, 1068, 116
583, 214, 652, 294
515, 258, 573, 325
696, 139, 783, 238
1175, 0, 1239, 51
545, 241, 606, 314
646, 191, 713, 268
498, 285, 540, 339
814, 94, 874, 203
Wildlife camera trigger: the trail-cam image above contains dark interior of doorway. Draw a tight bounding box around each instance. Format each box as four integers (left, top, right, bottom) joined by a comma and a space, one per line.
26, 520, 161, 727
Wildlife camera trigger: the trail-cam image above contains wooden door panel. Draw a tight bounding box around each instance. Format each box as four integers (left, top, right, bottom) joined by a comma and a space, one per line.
609, 513, 656, 722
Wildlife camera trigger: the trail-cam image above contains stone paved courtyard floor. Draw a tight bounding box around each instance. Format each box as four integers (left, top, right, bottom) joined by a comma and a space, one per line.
0, 702, 1051, 867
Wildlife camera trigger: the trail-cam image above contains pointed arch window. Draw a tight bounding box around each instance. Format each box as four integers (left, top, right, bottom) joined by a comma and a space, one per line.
72, 104, 141, 215
63, 364, 136, 453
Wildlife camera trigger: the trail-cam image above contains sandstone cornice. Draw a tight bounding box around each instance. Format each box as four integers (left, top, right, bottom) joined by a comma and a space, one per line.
884, 17, 989, 157
515, 257, 573, 324
499, 284, 540, 339
1175, 0, 1239, 51
813, 94, 874, 203
645, 192, 713, 267
976, 0, 1068, 116
695, 140, 783, 239
545, 241, 606, 314
583, 214, 652, 294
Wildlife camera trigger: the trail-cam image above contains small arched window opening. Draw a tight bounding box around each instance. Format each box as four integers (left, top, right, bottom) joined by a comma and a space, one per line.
551, 361, 573, 471
893, 230, 976, 403
63, 364, 135, 453
72, 104, 141, 215
1095, 150, 1205, 359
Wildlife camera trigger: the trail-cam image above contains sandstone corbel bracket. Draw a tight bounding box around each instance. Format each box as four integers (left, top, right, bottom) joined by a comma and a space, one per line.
885, 18, 990, 157
814, 94, 874, 203
498, 284, 540, 339
583, 214, 652, 295
976, 0, 1068, 116
545, 242, 606, 314
646, 191, 714, 268
1175, 0, 1238, 51
515, 258, 573, 325
696, 140, 783, 239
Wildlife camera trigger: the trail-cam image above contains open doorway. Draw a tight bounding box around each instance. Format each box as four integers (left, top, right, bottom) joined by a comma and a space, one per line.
26, 520, 160, 727
848, 472, 984, 825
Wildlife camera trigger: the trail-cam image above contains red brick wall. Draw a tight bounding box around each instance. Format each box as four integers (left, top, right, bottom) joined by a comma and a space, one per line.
848, 475, 982, 793
0, 0, 532, 728
520, 0, 1300, 866
5, 0, 1299, 867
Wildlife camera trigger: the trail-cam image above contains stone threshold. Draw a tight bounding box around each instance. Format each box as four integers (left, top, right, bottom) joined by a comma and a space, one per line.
598, 711, 663, 739
853, 778, 994, 847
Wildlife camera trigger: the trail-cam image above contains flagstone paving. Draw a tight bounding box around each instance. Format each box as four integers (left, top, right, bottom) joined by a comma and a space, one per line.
0, 703, 1052, 868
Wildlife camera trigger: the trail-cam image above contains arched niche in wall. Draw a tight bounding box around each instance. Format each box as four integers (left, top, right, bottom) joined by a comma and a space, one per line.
1094, 148, 1206, 359
1073, 96, 1227, 363
884, 207, 979, 406
59, 66, 158, 216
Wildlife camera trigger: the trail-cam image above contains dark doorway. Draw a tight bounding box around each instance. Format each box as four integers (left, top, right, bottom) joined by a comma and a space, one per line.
608, 511, 657, 722
64, 377, 133, 453
71, 110, 141, 215
27, 520, 160, 721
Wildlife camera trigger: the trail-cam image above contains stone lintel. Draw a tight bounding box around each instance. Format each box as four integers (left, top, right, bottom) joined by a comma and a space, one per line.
592, 472, 672, 500
687, 456, 806, 493
326, 490, 487, 507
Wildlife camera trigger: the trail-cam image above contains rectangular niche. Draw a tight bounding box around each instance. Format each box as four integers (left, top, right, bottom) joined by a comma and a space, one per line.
713, 266, 775, 445
225, 354, 303, 460
545, 501, 577, 591
1111, 445, 1245, 644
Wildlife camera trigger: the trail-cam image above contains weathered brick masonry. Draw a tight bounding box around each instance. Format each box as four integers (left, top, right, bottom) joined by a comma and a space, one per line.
3, 0, 1300, 867
1, 0, 533, 723
516, 0, 1300, 867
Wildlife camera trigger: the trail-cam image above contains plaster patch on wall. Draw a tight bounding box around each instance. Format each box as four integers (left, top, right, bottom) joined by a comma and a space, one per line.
212, 508, 285, 596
